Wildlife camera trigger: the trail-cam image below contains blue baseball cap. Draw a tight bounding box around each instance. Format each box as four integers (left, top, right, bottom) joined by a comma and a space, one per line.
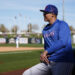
40, 4, 58, 16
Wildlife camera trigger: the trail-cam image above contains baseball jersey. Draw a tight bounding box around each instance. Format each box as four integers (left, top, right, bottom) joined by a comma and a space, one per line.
42, 19, 74, 62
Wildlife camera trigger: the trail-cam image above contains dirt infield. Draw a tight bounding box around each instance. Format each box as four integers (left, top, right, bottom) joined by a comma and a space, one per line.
0, 47, 43, 52
0, 68, 28, 75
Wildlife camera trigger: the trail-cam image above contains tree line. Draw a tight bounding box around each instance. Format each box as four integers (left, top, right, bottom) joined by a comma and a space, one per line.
0, 24, 75, 33
0, 23, 39, 33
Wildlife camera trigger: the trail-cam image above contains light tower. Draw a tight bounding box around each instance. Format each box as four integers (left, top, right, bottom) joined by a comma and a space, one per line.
63, 0, 64, 21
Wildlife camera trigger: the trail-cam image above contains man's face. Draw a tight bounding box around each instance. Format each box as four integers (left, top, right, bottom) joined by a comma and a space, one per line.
43, 12, 53, 22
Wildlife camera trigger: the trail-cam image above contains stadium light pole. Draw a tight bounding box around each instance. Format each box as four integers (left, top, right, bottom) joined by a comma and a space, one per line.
63, 0, 64, 20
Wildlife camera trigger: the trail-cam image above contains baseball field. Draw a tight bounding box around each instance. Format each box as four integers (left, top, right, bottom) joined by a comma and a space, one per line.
0, 44, 75, 75
0, 44, 44, 75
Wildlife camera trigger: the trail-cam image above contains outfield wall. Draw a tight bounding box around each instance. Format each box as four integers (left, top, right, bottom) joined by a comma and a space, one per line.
0, 38, 44, 44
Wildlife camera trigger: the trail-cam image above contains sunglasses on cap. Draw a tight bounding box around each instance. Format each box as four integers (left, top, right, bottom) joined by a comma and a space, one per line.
43, 12, 51, 16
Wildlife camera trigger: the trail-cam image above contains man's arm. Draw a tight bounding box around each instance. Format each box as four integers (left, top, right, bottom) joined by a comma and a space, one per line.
46, 22, 70, 54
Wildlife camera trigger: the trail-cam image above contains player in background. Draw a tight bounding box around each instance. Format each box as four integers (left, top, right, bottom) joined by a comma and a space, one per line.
16, 35, 19, 48
22, 4, 74, 75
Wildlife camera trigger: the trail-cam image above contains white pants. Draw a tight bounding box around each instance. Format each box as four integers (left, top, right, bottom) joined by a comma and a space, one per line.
16, 41, 19, 48
22, 62, 74, 75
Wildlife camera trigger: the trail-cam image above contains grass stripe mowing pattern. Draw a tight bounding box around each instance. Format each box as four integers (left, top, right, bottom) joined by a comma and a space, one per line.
0, 51, 32, 55
0, 50, 43, 73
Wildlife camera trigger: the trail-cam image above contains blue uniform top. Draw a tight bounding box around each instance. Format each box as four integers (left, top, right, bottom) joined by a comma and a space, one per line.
42, 19, 74, 62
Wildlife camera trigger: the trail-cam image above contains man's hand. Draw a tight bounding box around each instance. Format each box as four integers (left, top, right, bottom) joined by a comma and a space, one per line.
40, 51, 49, 64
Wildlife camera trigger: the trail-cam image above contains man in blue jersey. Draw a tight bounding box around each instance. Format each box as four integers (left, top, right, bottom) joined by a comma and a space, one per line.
22, 4, 74, 75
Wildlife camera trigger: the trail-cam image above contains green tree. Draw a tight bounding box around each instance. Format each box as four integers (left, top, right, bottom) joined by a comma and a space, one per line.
0, 24, 9, 32
69, 26, 73, 31
11, 25, 18, 34
27, 23, 32, 32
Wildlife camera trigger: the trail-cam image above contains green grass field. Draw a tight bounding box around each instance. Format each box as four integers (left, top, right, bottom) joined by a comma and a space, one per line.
0, 43, 75, 48
0, 44, 44, 47
0, 44, 75, 73
0, 50, 43, 73
0, 50, 75, 73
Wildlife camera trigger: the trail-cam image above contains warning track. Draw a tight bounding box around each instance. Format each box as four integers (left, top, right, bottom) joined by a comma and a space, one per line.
0, 47, 44, 52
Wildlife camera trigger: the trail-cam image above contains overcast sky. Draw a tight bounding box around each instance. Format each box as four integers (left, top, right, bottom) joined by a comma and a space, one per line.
0, 0, 75, 33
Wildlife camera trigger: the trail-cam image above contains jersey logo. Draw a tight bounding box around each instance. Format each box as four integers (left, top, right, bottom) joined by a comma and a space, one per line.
44, 31, 55, 38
